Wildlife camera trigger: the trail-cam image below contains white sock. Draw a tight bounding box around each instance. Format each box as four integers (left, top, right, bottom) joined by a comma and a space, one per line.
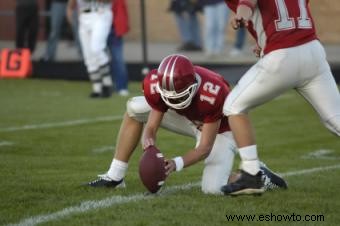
107, 159, 128, 181
93, 83, 102, 93
238, 145, 260, 175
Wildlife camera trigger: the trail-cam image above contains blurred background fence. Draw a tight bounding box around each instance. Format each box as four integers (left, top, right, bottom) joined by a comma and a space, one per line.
0, 0, 339, 83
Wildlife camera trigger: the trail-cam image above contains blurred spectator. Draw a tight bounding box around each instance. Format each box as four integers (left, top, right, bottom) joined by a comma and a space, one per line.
107, 0, 130, 96
40, 0, 68, 62
168, 0, 202, 51
200, 0, 229, 56
40, 0, 81, 61
229, 27, 247, 57
15, 0, 39, 53
71, 9, 83, 59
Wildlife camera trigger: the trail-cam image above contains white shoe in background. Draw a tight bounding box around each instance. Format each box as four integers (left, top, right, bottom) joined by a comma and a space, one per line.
229, 48, 243, 57
118, 89, 129, 96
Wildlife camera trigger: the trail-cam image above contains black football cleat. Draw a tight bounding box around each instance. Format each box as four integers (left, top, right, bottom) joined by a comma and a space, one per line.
88, 174, 125, 188
221, 170, 265, 195
260, 162, 288, 190
101, 86, 112, 98
89, 92, 102, 98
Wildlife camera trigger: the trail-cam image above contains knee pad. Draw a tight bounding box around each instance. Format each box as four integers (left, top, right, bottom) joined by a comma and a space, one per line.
201, 164, 226, 195
324, 115, 340, 136
201, 133, 236, 195
126, 96, 151, 122
201, 160, 234, 195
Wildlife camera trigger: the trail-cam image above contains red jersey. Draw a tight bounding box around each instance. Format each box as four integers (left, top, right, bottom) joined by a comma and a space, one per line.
225, 0, 317, 54
143, 66, 231, 133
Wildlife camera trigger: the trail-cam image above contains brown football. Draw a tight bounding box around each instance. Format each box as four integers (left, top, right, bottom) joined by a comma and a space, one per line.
139, 145, 167, 193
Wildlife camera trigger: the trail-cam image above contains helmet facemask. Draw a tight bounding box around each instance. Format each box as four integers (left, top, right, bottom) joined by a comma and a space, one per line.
157, 81, 198, 109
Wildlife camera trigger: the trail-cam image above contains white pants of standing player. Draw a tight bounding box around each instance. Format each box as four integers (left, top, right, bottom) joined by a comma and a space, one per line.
127, 96, 237, 195
78, 9, 112, 85
224, 40, 340, 136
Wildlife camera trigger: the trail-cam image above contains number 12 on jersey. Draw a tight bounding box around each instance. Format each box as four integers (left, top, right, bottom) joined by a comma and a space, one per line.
200, 82, 221, 105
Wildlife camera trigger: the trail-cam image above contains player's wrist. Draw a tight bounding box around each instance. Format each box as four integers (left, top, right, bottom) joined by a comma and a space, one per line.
172, 156, 184, 172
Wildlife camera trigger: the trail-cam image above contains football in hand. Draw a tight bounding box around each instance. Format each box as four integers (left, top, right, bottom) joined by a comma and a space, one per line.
139, 145, 167, 193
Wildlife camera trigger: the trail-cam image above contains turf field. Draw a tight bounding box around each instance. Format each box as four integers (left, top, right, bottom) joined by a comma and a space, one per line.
0, 78, 339, 226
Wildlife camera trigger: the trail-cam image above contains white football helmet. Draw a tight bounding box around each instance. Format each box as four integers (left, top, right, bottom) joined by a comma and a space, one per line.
156, 54, 198, 109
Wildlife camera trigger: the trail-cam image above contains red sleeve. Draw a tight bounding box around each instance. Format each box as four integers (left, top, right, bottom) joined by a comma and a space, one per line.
143, 69, 169, 113
247, 22, 258, 41
225, 0, 258, 42
224, 0, 238, 12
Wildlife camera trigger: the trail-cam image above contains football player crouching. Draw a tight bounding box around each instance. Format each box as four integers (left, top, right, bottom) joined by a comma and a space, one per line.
88, 54, 287, 195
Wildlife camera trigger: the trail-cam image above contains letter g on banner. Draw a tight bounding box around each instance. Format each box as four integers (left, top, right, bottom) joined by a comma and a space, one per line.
0, 48, 32, 78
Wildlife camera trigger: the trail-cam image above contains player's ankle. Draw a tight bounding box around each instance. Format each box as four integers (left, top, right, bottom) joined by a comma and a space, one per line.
107, 159, 128, 181
241, 160, 260, 175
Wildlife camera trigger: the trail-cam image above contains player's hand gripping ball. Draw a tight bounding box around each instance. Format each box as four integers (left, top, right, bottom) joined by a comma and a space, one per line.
139, 145, 167, 193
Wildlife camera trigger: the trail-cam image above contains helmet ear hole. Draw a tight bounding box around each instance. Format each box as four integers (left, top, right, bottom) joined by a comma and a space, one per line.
157, 54, 197, 109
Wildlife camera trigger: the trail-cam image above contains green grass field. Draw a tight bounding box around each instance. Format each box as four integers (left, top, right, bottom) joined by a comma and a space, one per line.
0, 78, 339, 226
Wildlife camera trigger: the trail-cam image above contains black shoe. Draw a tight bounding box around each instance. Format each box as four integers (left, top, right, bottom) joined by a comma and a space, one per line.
88, 174, 124, 188
260, 162, 288, 190
89, 92, 102, 98
39, 57, 51, 63
186, 43, 202, 51
177, 42, 202, 52
177, 43, 189, 51
101, 86, 112, 98
221, 170, 265, 195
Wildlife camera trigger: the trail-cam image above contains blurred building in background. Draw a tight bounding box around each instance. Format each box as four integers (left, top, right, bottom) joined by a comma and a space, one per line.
1, 0, 339, 83
1, 0, 340, 44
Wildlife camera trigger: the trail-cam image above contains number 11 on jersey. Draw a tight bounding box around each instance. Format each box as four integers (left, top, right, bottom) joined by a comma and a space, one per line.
274, 0, 312, 31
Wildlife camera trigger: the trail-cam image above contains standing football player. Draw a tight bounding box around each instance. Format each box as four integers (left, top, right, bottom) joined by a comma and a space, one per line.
222, 0, 340, 195
67, 0, 113, 98
88, 54, 287, 194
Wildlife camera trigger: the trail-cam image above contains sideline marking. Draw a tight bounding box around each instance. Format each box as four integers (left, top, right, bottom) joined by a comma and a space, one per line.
7, 164, 340, 226
0, 116, 123, 133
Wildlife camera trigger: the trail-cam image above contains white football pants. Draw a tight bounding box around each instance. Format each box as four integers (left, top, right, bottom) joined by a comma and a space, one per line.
78, 8, 112, 73
224, 40, 340, 136
127, 96, 237, 195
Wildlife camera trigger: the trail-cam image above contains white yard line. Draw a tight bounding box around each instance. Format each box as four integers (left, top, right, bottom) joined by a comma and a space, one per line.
0, 116, 123, 133
301, 149, 339, 160
0, 141, 14, 147
281, 164, 340, 177
92, 146, 115, 154
7, 164, 340, 226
